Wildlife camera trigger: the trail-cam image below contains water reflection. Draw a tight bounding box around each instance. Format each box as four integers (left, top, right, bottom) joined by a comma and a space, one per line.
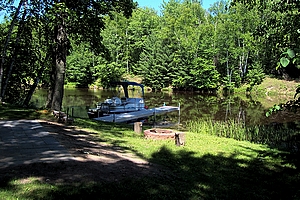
31, 88, 294, 126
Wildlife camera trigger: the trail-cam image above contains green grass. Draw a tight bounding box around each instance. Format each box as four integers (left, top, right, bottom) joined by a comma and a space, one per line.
1, 105, 300, 199
230, 77, 298, 109
186, 119, 300, 148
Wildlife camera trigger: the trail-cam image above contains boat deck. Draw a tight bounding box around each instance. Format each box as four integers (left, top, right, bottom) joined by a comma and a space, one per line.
93, 106, 180, 123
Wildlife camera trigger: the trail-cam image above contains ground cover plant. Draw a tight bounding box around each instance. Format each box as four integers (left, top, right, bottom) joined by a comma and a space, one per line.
0, 106, 300, 199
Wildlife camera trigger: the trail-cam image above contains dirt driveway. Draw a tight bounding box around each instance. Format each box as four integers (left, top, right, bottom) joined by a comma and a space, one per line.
0, 120, 166, 184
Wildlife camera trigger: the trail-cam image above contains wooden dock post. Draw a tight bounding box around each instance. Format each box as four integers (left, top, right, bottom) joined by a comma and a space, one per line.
71, 107, 74, 117
134, 122, 143, 134
65, 107, 74, 124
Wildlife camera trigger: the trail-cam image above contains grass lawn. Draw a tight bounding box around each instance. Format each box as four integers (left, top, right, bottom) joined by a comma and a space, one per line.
1, 104, 300, 199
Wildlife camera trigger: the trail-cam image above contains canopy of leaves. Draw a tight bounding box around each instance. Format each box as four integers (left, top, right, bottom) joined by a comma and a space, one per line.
1, 0, 300, 105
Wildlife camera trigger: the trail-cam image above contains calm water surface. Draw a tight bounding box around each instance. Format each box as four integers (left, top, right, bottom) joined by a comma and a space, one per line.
31, 88, 298, 126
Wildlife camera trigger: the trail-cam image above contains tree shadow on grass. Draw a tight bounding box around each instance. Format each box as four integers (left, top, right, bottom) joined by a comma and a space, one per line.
147, 145, 300, 200
0, 104, 43, 120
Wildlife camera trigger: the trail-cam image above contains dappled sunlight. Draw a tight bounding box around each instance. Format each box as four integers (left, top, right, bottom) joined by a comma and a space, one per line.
0, 120, 166, 199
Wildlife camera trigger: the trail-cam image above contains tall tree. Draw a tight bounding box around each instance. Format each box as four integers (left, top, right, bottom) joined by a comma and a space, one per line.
127, 8, 159, 75
209, 1, 263, 90
0, 0, 25, 103
1, 0, 28, 99
233, 0, 300, 78
1, 0, 136, 110
47, 0, 135, 111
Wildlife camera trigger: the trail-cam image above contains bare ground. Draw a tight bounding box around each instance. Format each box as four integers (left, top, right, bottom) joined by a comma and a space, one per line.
0, 120, 169, 185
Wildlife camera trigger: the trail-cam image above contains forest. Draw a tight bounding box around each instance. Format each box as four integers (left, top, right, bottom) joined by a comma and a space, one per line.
0, 0, 299, 111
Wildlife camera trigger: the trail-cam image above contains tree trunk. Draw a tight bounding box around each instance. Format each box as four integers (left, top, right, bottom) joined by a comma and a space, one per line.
45, 0, 69, 111
1, 0, 27, 99
50, 21, 68, 111
0, 0, 25, 102
23, 53, 50, 107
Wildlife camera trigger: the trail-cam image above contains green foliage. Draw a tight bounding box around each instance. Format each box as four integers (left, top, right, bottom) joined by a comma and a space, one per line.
190, 58, 220, 89
222, 76, 235, 91
280, 48, 300, 69
66, 42, 96, 87
265, 1, 300, 116
2, 0, 300, 101
138, 33, 171, 90
280, 57, 290, 68
126, 8, 160, 74
0, 0, 136, 107
255, 0, 300, 76
94, 62, 125, 88
0, 14, 52, 104
138, 1, 221, 90
245, 64, 265, 90
92, 0, 300, 91
187, 118, 298, 148
265, 104, 281, 117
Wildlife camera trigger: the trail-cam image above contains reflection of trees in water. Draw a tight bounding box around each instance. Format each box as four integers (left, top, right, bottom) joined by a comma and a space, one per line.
224, 96, 246, 125
238, 107, 246, 124
145, 92, 268, 126
220, 96, 267, 126
225, 97, 232, 122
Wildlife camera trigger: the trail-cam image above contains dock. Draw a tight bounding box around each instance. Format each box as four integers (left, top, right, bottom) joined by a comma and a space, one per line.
93, 106, 180, 123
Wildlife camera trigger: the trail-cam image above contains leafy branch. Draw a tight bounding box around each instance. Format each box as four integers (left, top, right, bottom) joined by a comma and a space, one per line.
267, 30, 300, 117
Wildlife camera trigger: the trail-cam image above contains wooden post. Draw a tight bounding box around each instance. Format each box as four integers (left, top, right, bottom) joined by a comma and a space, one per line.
175, 132, 185, 146
67, 107, 74, 124
134, 122, 143, 134
153, 108, 156, 128
71, 107, 74, 117
178, 103, 180, 126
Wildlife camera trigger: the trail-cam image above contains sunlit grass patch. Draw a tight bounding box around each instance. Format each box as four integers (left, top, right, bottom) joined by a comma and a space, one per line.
0, 178, 57, 200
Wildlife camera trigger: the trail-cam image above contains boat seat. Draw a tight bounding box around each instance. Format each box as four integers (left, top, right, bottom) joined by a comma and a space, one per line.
112, 97, 122, 106
120, 97, 128, 105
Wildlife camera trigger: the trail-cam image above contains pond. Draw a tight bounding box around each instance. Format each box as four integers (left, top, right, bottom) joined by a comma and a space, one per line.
31, 88, 300, 127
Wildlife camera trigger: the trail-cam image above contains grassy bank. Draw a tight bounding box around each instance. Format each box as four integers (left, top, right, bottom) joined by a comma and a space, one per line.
237, 77, 299, 108
187, 119, 299, 148
1, 105, 300, 199
257, 77, 298, 95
